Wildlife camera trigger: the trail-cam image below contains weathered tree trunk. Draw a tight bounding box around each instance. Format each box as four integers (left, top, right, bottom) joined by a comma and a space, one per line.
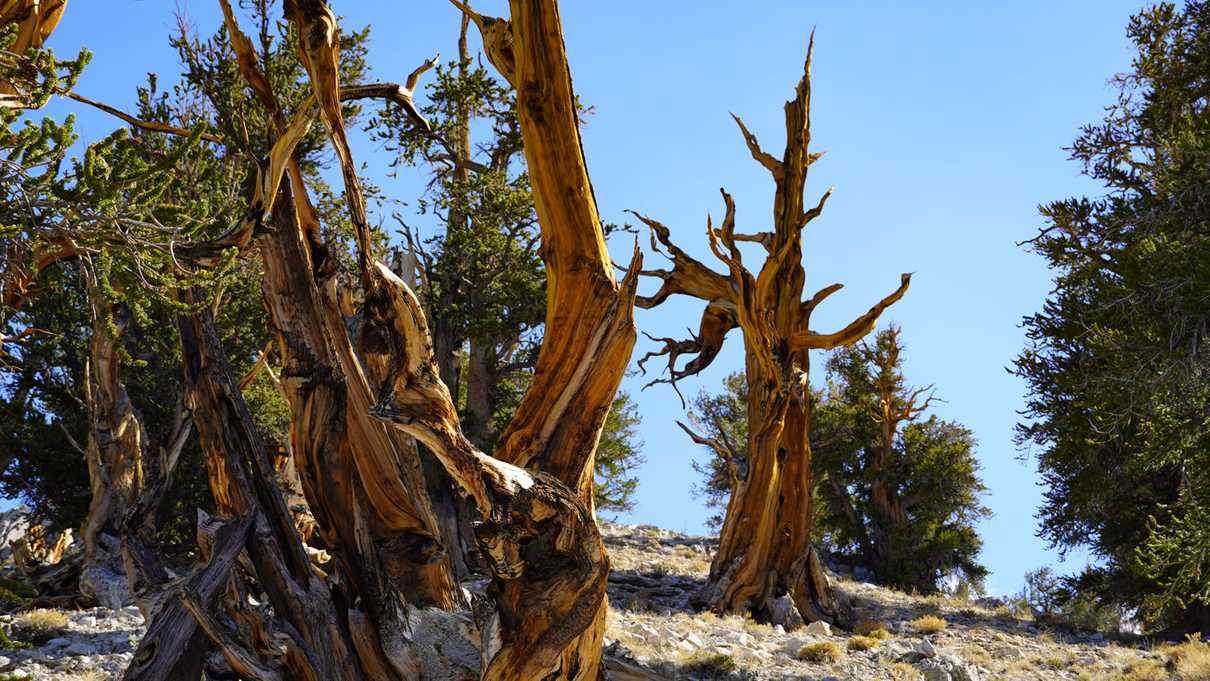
222, 0, 460, 616
78, 274, 145, 610
632, 36, 910, 627
464, 339, 494, 448
73, 263, 193, 614
451, 2, 642, 675
127, 0, 637, 677
285, 0, 637, 676
77, 264, 193, 614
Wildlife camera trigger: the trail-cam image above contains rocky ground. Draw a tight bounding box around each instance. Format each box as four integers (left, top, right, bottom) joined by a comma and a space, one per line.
0, 605, 140, 680
599, 523, 1186, 681
0, 521, 1196, 680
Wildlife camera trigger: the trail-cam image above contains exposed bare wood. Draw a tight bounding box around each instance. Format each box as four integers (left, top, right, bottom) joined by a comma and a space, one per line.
369, 262, 610, 681
447, 2, 644, 674
134, 1, 643, 678
78, 266, 146, 610
464, 2, 640, 505
790, 273, 912, 351
122, 514, 252, 681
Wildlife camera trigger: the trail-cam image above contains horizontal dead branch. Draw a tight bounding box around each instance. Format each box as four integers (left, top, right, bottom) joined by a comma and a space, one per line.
67, 92, 224, 143
627, 209, 732, 309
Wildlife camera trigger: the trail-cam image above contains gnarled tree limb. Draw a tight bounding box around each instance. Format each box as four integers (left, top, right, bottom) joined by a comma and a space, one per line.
790, 273, 912, 350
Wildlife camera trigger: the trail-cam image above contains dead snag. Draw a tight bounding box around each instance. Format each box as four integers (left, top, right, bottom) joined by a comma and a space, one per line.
630, 35, 910, 627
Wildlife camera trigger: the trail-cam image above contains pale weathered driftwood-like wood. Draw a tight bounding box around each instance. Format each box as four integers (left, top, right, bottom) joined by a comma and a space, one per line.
632, 35, 909, 626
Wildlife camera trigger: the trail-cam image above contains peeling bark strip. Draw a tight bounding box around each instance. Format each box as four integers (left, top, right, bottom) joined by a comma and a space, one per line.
633, 34, 910, 626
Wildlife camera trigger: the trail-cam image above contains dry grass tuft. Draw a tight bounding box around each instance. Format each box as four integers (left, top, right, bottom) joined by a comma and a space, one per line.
889, 661, 924, 680
960, 644, 992, 666
12, 608, 69, 645
796, 641, 843, 663
1042, 653, 1072, 670
854, 618, 889, 637
846, 635, 880, 652
681, 652, 739, 679
15, 608, 68, 631
1111, 659, 1168, 681
908, 615, 947, 634
1165, 634, 1210, 680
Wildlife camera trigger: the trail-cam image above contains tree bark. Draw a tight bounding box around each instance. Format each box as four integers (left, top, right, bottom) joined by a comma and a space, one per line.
78, 273, 145, 610
464, 339, 494, 449
222, 0, 460, 615
632, 35, 910, 627
124, 0, 637, 677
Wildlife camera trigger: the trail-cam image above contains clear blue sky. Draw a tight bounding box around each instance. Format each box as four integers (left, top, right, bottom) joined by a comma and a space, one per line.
40, 1, 1146, 596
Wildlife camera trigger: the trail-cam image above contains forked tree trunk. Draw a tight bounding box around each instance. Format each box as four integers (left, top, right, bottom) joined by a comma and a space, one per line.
294, 0, 639, 673
450, 2, 642, 674
224, 0, 460, 616
632, 36, 910, 627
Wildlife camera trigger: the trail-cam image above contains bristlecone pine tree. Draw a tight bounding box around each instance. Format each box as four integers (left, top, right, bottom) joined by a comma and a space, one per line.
0, 0, 224, 610
118, 0, 640, 678
813, 327, 988, 592
631, 36, 910, 626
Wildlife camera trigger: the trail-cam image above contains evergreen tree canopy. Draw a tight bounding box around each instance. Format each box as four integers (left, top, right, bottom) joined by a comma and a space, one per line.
1015, 1, 1210, 633
689, 328, 988, 593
